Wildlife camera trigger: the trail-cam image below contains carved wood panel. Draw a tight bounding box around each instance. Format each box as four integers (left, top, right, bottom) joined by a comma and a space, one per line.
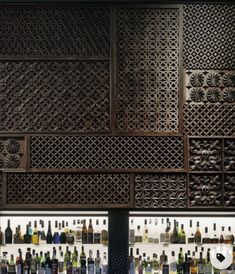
30, 136, 184, 171
116, 8, 179, 133
0, 6, 110, 58
224, 139, 235, 171
0, 61, 110, 133
135, 174, 186, 208
224, 175, 235, 207
5, 173, 131, 207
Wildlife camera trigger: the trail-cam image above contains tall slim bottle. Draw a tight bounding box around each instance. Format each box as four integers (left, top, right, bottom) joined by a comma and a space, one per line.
88, 219, 94, 244
16, 249, 24, 274
197, 252, 204, 274
171, 220, 178, 244
95, 250, 102, 274
80, 246, 87, 274
102, 252, 108, 274
88, 250, 95, 274
169, 251, 177, 274
190, 251, 198, 274
143, 219, 148, 243
0, 226, 3, 244
101, 220, 108, 246
82, 220, 88, 244
194, 222, 201, 244
129, 248, 135, 274
32, 221, 39, 245
5, 219, 13, 244
8, 254, 16, 274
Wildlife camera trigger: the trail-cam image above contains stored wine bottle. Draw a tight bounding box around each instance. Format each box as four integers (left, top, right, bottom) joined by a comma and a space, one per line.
88, 250, 95, 274
14, 226, 23, 244
102, 252, 108, 274
0, 226, 3, 244
220, 227, 225, 243
129, 248, 135, 274
16, 249, 24, 274
45, 252, 52, 274
197, 252, 204, 274
8, 254, 16, 274
80, 246, 86, 274
170, 220, 178, 244
202, 227, 211, 244
94, 220, 101, 244
40, 220, 46, 244
87, 219, 94, 244
211, 223, 219, 243
32, 221, 39, 245
24, 248, 32, 274
143, 219, 148, 243
190, 252, 198, 274
82, 220, 88, 244
24, 225, 32, 244
95, 250, 101, 274
31, 249, 37, 274
46, 221, 53, 244
5, 219, 13, 244
178, 224, 186, 244
60, 221, 66, 244
101, 220, 108, 246
51, 248, 58, 274
53, 221, 60, 244
194, 221, 202, 244
169, 251, 177, 274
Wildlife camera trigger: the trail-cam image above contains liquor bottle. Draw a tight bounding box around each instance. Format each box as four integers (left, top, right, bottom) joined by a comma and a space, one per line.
38, 251, 45, 274
32, 221, 39, 245
64, 246, 70, 267
169, 251, 177, 274
224, 226, 234, 244
211, 223, 219, 244
165, 221, 171, 244
46, 221, 53, 244
58, 251, 64, 274
129, 248, 135, 274
82, 220, 88, 244
24, 248, 32, 274
143, 219, 148, 243
152, 253, 160, 272
45, 252, 52, 274
40, 220, 47, 244
145, 257, 152, 274
28, 222, 33, 236
31, 249, 37, 274
51, 248, 58, 274
53, 221, 60, 244
197, 252, 204, 274
101, 220, 108, 246
102, 252, 108, 274
177, 248, 184, 274
71, 247, 78, 268
24, 225, 32, 244
0, 226, 3, 245
182, 253, 190, 274
160, 250, 167, 269
60, 221, 67, 244
88, 219, 94, 244
16, 249, 24, 274
80, 246, 87, 274
171, 220, 178, 244
162, 261, 169, 274
129, 218, 135, 244
204, 249, 212, 274
187, 220, 194, 244
194, 222, 201, 244
142, 253, 147, 269
220, 227, 225, 243
66, 229, 75, 245
1, 252, 8, 274
5, 219, 13, 244
88, 250, 95, 274
135, 226, 143, 243
137, 256, 143, 274
66, 252, 73, 274
202, 227, 211, 244
178, 224, 186, 244
94, 220, 101, 244
8, 254, 16, 274
95, 250, 102, 274
190, 252, 198, 274
14, 226, 23, 244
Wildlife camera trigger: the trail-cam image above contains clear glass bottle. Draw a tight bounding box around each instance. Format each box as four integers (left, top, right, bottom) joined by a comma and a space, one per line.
102, 252, 108, 274
169, 251, 177, 274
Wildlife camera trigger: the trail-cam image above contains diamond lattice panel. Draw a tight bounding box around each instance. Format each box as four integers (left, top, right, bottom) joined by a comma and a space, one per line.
135, 174, 186, 208
183, 104, 235, 136
116, 8, 179, 132
6, 173, 130, 206
0, 61, 110, 132
184, 4, 235, 70
30, 136, 184, 170
0, 6, 110, 57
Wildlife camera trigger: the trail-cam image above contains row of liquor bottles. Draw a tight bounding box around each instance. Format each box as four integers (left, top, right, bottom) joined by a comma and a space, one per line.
129, 246, 235, 274
0, 219, 108, 246
129, 219, 235, 245
0, 245, 108, 274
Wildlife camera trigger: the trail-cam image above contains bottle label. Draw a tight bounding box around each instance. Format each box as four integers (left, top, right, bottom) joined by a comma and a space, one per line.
94, 233, 101, 244
38, 267, 45, 274
88, 264, 95, 274
197, 264, 204, 274
95, 268, 101, 274
45, 267, 52, 274
17, 264, 23, 274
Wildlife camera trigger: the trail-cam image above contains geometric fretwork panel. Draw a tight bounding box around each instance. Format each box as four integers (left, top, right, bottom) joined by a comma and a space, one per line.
116, 8, 179, 132
0, 61, 110, 132
224, 139, 235, 171
0, 173, 2, 207
30, 136, 184, 170
6, 173, 130, 206
184, 104, 235, 136
185, 70, 235, 103
189, 174, 222, 207
189, 139, 222, 171
184, 4, 235, 70
135, 174, 186, 208
0, 7, 110, 57
224, 175, 235, 207
0, 137, 26, 170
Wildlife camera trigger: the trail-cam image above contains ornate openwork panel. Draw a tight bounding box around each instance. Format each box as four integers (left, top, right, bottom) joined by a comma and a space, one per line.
30, 136, 184, 170
183, 104, 235, 136
183, 4, 235, 70
116, 8, 179, 132
189, 174, 222, 207
224, 175, 235, 207
0, 6, 110, 58
6, 173, 131, 206
0, 137, 26, 170
189, 139, 222, 171
0, 61, 110, 132
185, 70, 235, 103
135, 174, 186, 208
224, 139, 235, 171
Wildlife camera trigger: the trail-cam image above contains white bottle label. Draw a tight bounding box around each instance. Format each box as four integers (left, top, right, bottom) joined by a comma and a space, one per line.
102, 266, 108, 274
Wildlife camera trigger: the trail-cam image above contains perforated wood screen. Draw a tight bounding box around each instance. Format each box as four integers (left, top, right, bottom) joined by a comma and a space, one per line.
0, 4, 235, 210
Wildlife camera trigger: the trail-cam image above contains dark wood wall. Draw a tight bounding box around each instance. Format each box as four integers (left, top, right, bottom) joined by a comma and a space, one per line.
0, 3, 234, 209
